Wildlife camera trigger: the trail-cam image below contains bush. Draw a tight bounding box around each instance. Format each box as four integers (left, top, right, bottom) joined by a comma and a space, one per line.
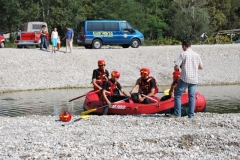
144, 37, 182, 46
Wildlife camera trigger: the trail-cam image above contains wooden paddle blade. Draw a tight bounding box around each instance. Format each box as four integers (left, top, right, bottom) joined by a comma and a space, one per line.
80, 108, 97, 115
164, 89, 170, 95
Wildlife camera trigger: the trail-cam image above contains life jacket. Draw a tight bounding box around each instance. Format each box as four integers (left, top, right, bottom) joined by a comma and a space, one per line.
93, 69, 108, 90
139, 76, 159, 95
107, 79, 119, 96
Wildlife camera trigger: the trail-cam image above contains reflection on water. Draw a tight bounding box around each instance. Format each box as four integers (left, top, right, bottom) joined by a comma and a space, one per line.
0, 85, 239, 117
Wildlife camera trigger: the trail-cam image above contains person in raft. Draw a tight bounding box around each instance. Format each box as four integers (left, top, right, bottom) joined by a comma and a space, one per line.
92, 60, 110, 91
160, 70, 187, 101
131, 68, 158, 104
102, 70, 130, 115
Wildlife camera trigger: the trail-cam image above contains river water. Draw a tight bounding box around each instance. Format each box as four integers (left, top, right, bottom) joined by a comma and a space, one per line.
0, 85, 239, 117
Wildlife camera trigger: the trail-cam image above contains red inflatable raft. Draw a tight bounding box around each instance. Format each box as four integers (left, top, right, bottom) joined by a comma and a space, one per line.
83, 90, 206, 115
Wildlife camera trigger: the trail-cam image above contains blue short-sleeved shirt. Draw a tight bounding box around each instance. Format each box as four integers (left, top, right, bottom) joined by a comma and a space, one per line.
66, 29, 74, 40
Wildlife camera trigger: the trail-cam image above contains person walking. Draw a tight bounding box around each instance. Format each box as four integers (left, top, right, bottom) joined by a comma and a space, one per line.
172, 41, 203, 119
62, 24, 74, 53
40, 25, 48, 50
51, 27, 58, 53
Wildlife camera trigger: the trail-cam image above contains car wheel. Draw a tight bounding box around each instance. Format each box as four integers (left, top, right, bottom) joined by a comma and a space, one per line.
0, 42, 4, 48
130, 39, 140, 48
92, 39, 102, 49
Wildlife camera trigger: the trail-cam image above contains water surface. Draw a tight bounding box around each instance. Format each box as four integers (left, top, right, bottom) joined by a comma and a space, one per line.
0, 85, 239, 117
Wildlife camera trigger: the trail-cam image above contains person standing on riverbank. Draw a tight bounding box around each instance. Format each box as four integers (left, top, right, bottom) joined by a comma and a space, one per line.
51, 27, 58, 53
172, 41, 203, 119
40, 25, 48, 50
62, 24, 74, 53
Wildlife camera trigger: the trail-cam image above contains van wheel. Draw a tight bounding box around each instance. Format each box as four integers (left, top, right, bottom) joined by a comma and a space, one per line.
131, 39, 140, 48
92, 39, 102, 49
122, 44, 129, 48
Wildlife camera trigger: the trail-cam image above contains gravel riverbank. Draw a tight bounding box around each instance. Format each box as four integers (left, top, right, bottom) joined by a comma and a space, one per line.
0, 45, 239, 159
0, 113, 239, 159
0, 44, 239, 93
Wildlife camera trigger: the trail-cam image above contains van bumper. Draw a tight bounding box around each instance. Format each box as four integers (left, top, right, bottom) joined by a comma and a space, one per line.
77, 39, 92, 45
140, 38, 144, 44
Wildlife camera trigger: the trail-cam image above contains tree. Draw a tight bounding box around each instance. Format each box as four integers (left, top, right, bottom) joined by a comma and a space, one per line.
169, 0, 211, 42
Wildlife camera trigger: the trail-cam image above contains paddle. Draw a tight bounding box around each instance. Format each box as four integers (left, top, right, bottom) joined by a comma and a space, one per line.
141, 94, 158, 102
158, 89, 170, 95
69, 90, 100, 102
80, 97, 129, 115
61, 114, 90, 126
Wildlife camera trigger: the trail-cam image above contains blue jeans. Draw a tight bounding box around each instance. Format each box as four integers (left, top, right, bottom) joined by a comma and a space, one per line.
173, 79, 197, 118
40, 36, 47, 49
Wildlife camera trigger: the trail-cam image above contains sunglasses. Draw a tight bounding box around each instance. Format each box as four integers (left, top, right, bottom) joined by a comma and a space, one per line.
98, 65, 105, 66
115, 76, 120, 78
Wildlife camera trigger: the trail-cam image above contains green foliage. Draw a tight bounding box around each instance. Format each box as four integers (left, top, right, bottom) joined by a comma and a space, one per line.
0, 0, 239, 46
4, 42, 17, 48
144, 37, 182, 45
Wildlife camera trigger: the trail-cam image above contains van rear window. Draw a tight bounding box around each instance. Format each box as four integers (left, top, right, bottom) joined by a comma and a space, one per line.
87, 22, 119, 31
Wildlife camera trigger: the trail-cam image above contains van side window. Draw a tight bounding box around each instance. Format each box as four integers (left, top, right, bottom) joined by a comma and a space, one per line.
120, 22, 128, 31
104, 22, 119, 31
87, 22, 103, 31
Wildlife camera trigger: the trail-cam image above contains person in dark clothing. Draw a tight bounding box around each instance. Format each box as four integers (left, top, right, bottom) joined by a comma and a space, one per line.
102, 70, 130, 115
40, 25, 48, 50
131, 68, 158, 104
92, 59, 110, 91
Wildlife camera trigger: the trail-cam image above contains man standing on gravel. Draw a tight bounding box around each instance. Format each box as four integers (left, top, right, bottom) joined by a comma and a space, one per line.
62, 24, 74, 53
172, 41, 203, 119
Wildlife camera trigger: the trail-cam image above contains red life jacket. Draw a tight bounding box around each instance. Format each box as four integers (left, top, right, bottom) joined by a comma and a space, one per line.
139, 76, 159, 95
107, 79, 118, 96
93, 69, 108, 90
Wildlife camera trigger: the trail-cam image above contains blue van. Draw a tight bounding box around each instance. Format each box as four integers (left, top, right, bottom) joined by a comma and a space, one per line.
77, 20, 144, 49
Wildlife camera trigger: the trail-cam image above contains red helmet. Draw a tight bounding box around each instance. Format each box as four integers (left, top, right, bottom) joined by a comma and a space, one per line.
59, 111, 72, 122
140, 68, 150, 76
173, 71, 181, 80
111, 70, 120, 78
98, 60, 106, 66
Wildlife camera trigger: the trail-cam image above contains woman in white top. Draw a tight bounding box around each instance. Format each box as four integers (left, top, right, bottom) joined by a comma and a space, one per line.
51, 28, 58, 53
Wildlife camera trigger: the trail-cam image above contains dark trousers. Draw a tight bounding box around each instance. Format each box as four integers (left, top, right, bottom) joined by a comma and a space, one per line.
160, 95, 171, 101
40, 36, 47, 49
131, 93, 151, 104
102, 96, 128, 115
